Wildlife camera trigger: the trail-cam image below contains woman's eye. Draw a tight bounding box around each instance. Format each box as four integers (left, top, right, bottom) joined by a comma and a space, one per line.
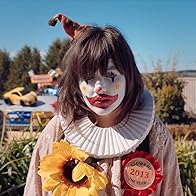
106, 72, 117, 82
85, 76, 94, 83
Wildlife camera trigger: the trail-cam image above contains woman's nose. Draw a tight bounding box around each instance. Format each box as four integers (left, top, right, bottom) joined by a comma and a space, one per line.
94, 81, 106, 94
94, 85, 104, 94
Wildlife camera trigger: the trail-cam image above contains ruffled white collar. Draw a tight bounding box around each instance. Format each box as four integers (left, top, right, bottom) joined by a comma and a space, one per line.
60, 91, 155, 158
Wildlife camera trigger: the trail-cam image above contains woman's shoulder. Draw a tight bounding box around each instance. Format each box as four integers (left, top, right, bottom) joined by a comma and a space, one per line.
32, 115, 64, 157
37, 115, 64, 143
149, 117, 170, 150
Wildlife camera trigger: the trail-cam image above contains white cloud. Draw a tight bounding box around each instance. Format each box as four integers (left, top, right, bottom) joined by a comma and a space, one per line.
40, 50, 47, 59
9, 51, 17, 59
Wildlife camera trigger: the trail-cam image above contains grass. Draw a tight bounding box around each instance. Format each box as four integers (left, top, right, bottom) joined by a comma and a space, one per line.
0, 137, 37, 196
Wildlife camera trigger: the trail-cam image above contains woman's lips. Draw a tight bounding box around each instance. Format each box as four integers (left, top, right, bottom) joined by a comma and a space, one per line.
86, 94, 118, 108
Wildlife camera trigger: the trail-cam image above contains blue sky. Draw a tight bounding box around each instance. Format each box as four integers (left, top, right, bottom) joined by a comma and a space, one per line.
0, 0, 196, 73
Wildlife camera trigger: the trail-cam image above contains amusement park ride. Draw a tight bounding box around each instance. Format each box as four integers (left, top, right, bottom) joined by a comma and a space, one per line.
0, 68, 61, 142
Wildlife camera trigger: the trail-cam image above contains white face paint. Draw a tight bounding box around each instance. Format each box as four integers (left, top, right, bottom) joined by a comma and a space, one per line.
79, 60, 126, 116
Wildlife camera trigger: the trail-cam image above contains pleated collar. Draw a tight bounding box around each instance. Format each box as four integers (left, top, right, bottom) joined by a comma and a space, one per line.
60, 90, 155, 158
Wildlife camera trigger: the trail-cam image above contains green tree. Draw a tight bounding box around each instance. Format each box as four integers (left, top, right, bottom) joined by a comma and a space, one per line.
144, 64, 186, 124
30, 48, 44, 74
0, 50, 11, 95
44, 38, 70, 72
6, 46, 42, 91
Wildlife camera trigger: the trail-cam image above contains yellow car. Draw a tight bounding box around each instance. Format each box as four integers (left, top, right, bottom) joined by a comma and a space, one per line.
3, 87, 37, 106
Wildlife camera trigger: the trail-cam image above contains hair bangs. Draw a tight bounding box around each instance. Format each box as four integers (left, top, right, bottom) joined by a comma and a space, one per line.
75, 27, 116, 79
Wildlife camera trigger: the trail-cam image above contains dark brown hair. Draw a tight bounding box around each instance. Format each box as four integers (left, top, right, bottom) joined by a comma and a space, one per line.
58, 25, 144, 125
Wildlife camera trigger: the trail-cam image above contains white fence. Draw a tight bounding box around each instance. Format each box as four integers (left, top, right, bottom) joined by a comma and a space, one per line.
180, 77, 196, 115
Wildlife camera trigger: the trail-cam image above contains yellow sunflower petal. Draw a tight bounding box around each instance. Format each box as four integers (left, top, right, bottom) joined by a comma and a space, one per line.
52, 140, 73, 158
50, 172, 64, 182
76, 187, 90, 196
84, 164, 94, 176
53, 183, 68, 196
51, 142, 59, 153
39, 164, 61, 176
72, 148, 89, 161
89, 185, 99, 196
72, 162, 86, 182
38, 168, 62, 179
38, 169, 50, 178
58, 140, 72, 152
38, 168, 63, 179
39, 153, 66, 171
67, 187, 77, 196
42, 177, 60, 191
93, 171, 108, 189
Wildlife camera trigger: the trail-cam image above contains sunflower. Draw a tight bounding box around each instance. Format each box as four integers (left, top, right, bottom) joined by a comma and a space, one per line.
38, 140, 108, 196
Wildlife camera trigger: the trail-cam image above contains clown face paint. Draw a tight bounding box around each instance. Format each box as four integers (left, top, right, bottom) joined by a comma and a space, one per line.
79, 60, 126, 116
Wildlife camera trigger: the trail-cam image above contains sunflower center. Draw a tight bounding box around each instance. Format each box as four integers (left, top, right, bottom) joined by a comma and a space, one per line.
63, 159, 88, 187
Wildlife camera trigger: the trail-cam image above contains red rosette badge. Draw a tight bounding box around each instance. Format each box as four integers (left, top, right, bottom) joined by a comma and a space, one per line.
121, 151, 162, 196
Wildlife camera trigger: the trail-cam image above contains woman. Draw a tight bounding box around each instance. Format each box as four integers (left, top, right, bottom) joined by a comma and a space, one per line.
24, 14, 183, 196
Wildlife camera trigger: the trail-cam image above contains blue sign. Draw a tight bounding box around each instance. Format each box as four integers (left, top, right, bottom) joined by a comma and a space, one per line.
6, 111, 31, 126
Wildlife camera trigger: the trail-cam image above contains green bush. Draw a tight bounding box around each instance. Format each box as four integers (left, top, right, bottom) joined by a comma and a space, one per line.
144, 66, 187, 124
174, 134, 196, 196
0, 137, 37, 196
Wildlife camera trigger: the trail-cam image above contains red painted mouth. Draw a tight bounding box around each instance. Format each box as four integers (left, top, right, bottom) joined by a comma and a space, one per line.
86, 94, 118, 108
